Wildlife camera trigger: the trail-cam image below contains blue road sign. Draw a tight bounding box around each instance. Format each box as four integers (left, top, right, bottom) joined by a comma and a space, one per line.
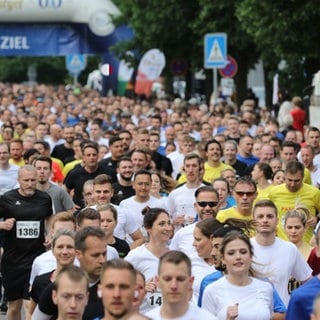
66, 54, 87, 75
204, 33, 227, 69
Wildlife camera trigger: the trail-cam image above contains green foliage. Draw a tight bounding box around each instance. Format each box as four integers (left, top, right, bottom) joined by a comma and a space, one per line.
236, 0, 320, 95
0, 55, 101, 85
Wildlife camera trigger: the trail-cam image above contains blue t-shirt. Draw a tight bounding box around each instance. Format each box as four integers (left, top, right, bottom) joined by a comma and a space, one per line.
286, 276, 320, 320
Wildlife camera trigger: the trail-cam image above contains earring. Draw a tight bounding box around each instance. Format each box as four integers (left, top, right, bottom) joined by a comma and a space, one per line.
97, 290, 102, 298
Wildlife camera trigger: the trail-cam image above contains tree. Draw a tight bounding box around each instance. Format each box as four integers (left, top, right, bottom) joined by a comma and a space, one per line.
114, 0, 261, 105
192, 0, 260, 106
237, 0, 320, 99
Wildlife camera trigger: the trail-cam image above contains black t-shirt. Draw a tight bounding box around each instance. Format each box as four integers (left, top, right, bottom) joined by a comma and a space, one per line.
64, 163, 116, 207
51, 144, 75, 165
112, 182, 135, 205
38, 280, 103, 320
151, 151, 173, 176
0, 189, 53, 270
30, 271, 53, 303
109, 237, 130, 258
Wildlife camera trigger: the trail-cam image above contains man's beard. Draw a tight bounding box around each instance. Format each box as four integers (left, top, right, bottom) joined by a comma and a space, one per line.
120, 174, 133, 182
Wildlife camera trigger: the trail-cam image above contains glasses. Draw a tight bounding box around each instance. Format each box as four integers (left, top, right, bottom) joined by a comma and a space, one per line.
234, 191, 256, 197
197, 201, 219, 208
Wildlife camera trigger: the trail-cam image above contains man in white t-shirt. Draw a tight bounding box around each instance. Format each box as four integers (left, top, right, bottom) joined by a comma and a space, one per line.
0, 143, 19, 195
251, 199, 312, 306
170, 185, 220, 255
92, 173, 144, 249
146, 250, 217, 320
167, 153, 205, 230
119, 170, 165, 231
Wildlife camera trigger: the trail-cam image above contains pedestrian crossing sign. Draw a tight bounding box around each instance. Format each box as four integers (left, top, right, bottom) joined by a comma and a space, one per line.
204, 33, 227, 69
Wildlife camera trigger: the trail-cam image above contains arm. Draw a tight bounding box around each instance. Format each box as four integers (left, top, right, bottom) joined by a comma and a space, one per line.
129, 229, 145, 249
272, 313, 285, 320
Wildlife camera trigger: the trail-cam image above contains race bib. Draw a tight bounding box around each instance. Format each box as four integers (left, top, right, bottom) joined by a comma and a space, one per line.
16, 221, 40, 239
146, 290, 162, 307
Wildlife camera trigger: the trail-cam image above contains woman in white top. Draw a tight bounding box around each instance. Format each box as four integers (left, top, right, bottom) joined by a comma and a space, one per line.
202, 231, 273, 320
191, 218, 222, 302
125, 206, 171, 314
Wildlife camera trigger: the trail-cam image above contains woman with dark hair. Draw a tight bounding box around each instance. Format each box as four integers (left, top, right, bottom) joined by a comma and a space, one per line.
251, 162, 273, 201
125, 207, 171, 314
272, 169, 285, 185
202, 231, 273, 320
191, 218, 222, 302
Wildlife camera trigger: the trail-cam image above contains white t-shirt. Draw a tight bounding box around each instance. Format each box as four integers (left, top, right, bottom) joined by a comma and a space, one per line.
125, 244, 166, 314
202, 276, 273, 320
112, 204, 139, 239
119, 195, 166, 237
146, 302, 218, 320
0, 164, 19, 195
170, 223, 196, 256
167, 151, 184, 180
190, 252, 216, 303
29, 250, 56, 285
251, 237, 312, 306
167, 184, 204, 228
29, 245, 118, 285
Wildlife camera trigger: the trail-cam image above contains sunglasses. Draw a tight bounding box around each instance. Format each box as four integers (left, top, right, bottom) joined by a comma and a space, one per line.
234, 191, 256, 197
197, 201, 219, 208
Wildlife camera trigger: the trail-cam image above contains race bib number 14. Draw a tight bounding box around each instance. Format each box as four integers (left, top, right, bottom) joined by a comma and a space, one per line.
16, 221, 40, 239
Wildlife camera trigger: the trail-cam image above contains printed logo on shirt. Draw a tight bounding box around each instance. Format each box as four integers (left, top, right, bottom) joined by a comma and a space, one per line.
15, 201, 21, 205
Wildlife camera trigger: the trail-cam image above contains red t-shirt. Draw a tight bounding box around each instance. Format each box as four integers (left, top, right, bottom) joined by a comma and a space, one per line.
290, 108, 306, 133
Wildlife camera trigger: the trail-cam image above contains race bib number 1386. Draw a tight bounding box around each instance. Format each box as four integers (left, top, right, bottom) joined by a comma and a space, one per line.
16, 221, 40, 239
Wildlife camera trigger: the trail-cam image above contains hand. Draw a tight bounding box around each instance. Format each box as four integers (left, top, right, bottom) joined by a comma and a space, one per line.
43, 235, 51, 249
145, 278, 157, 293
307, 216, 317, 228
172, 215, 185, 226
1, 218, 15, 231
227, 303, 239, 320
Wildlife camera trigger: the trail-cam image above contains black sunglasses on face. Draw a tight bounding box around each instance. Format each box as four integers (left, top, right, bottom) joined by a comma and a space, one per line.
197, 201, 219, 208
234, 191, 256, 197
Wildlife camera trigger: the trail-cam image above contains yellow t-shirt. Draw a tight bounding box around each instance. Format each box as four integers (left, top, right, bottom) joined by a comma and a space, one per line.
304, 168, 312, 185
9, 158, 25, 167
255, 184, 274, 203
63, 160, 82, 176
216, 207, 253, 223
268, 183, 320, 242
203, 162, 233, 184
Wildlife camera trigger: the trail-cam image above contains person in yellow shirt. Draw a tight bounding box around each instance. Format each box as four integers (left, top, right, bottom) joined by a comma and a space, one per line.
268, 160, 320, 242
9, 138, 25, 167
203, 139, 232, 184
251, 162, 274, 202
216, 176, 257, 223
280, 141, 311, 184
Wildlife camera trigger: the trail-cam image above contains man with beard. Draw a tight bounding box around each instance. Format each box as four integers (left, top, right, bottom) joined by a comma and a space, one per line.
51, 125, 75, 165
99, 135, 124, 178
112, 157, 135, 205
170, 186, 219, 255
34, 155, 75, 213
0, 165, 53, 320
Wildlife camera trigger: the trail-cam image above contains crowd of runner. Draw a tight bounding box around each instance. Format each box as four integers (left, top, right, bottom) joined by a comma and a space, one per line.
0, 82, 319, 319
